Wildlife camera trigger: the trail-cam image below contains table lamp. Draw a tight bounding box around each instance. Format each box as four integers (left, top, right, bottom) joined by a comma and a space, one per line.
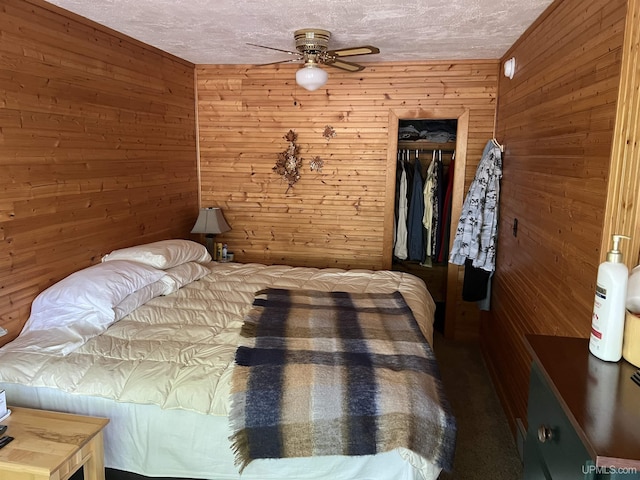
191, 207, 230, 257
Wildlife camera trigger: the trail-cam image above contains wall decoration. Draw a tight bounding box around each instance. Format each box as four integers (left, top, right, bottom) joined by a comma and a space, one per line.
309, 156, 324, 172
323, 125, 336, 141
273, 130, 302, 192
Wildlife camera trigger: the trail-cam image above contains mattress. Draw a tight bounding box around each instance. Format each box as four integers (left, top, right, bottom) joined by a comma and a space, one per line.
0, 262, 440, 479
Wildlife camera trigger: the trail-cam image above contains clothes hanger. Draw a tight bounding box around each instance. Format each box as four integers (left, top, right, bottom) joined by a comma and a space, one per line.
491, 138, 505, 153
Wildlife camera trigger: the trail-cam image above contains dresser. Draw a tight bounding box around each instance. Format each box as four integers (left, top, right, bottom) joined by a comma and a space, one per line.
524, 335, 640, 479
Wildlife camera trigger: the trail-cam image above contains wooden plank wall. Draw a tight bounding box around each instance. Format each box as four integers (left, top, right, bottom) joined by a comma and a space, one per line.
196, 61, 499, 340
197, 64, 496, 252
484, 0, 627, 433
0, 0, 199, 345
601, 0, 640, 266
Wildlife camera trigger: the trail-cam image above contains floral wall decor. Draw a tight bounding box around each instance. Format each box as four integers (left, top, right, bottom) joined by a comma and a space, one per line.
323, 125, 336, 141
273, 129, 302, 192
309, 156, 324, 172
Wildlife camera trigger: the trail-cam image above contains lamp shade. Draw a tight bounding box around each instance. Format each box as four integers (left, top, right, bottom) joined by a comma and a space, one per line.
191, 207, 230, 234
296, 64, 328, 91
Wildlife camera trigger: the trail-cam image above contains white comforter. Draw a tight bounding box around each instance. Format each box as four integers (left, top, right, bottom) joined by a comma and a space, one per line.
0, 262, 438, 479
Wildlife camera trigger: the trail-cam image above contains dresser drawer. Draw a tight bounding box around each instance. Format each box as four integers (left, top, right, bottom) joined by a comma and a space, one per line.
524, 363, 593, 479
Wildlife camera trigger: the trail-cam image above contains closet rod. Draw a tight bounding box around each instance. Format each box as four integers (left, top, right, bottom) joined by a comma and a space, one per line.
398, 148, 456, 153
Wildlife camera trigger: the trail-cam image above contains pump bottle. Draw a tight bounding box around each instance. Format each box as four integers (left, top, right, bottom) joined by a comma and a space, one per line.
589, 234, 631, 361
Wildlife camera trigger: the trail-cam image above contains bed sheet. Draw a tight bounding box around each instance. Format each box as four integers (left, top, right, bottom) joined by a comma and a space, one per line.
0, 262, 438, 479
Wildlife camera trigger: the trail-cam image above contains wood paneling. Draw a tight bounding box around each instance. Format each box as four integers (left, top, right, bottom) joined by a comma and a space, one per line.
0, 0, 198, 345
601, 0, 640, 265
484, 0, 627, 433
196, 61, 498, 339
197, 61, 498, 268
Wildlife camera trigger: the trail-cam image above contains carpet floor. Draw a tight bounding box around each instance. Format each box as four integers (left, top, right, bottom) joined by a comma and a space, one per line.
433, 331, 523, 479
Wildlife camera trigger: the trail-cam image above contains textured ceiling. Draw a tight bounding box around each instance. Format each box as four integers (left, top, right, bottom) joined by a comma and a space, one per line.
46, 0, 554, 65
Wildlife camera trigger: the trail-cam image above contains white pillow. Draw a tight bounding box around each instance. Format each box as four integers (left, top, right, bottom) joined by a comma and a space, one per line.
159, 262, 211, 295
24, 260, 166, 333
102, 239, 211, 269
113, 279, 167, 321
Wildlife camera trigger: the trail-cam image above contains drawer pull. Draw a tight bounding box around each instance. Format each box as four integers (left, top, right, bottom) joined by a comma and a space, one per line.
537, 425, 553, 443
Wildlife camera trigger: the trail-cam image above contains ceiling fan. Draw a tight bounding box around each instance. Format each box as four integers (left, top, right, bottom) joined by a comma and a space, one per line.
247, 29, 380, 91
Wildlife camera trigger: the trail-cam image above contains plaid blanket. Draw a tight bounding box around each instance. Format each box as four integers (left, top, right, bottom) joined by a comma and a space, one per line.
229, 288, 456, 472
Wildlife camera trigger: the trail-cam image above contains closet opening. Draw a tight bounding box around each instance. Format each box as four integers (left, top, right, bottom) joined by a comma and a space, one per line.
392, 119, 458, 334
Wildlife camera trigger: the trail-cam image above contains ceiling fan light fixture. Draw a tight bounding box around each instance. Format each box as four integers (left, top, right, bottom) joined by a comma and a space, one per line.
248, 28, 379, 89
296, 64, 328, 91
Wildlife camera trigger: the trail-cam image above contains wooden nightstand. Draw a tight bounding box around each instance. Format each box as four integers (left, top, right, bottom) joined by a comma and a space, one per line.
0, 406, 109, 480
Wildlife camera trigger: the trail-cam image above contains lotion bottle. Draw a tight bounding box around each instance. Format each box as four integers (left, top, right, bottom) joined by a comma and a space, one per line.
589, 234, 631, 361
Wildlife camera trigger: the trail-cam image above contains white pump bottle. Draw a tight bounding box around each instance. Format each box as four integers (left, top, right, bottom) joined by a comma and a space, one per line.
589, 234, 631, 361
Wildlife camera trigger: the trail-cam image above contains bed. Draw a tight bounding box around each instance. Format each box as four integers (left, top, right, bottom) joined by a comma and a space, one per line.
0, 240, 455, 480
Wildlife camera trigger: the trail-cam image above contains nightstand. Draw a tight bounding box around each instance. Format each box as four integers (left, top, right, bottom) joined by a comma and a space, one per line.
0, 406, 109, 480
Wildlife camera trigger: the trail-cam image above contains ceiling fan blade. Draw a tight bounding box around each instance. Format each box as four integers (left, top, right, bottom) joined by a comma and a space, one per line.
327, 46, 380, 57
246, 43, 299, 56
325, 58, 365, 72
257, 58, 302, 66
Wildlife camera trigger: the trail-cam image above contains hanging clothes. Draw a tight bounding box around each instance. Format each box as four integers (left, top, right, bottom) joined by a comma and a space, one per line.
407, 154, 425, 262
437, 155, 455, 263
434, 154, 445, 260
462, 258, 491, 301
393, 152, 402, 251
404, 151, 415, 209
449, 140, 502, 270
422, 151, 438, 263
394, 158, 408, 260
449, 140, 502, 307
431, 152, 441, 256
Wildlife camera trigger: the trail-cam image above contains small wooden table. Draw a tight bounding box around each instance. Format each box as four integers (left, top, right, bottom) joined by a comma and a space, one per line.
0, 406, 109, 480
